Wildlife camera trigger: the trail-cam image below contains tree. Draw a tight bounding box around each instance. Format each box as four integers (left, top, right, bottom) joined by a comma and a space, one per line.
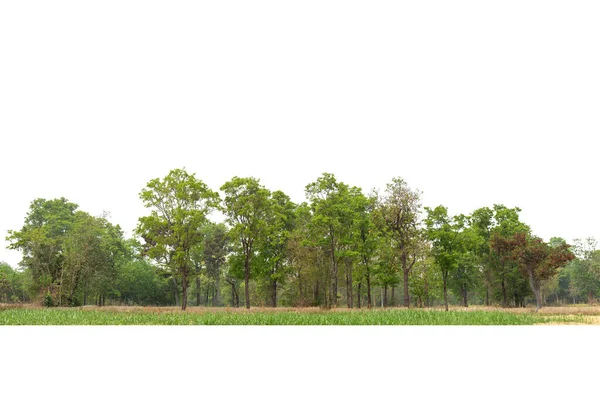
202, 223, 231, 307
286, 202, 323, 307
62, 212, 111, 306
305, 173, 356, 308
6, 198, 79, 300
255, 190, 296, 307
450, 223, 482, 308
510, 232, 575, 310
221, 177, 271, 309
136, 168, 219, 311
373, 177, 422, 308
352, 192, 379, 308
425, 206, 465, 311
489, 205, 530, 307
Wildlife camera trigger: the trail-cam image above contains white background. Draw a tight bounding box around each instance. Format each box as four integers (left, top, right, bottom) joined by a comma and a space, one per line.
1, 1, 599, 398
2, 1, 599, 267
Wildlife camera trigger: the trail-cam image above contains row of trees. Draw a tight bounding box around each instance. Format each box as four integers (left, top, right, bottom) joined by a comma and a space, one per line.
4, 169, 581, 311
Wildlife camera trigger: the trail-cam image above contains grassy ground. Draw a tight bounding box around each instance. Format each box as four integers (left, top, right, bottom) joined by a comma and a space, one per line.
0, 305, 596, 325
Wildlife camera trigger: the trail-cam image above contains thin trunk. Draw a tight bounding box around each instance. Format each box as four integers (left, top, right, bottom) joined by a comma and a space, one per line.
271, 278, 277, 308
443, 272, 449, 312
196, 277, 201, 307
366, 265, 372, 309
391, 287, 395, 307
346, 258, 353, 309
298, 271, 304, 307
173, 277, 180, 307
181, 271, 188, 311
244, 242, 252, 309
402, 253, 410, 308
330, 227, 337, 308
462, 285, 468, 307
215, 269, 221, 307
588, 291, 594, 305
357, 282, 362, 309
501, 276, 508, 307
485, 288, 490, 307
383, 286, 388, 308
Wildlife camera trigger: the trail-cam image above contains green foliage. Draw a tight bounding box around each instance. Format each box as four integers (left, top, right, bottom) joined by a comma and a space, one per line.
6, 198, 79, 293
43, 292, 53, 307
221, 176, 272, 308
136, 168, 219, 310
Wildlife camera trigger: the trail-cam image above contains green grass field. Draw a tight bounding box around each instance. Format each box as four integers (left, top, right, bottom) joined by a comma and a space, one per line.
0, 306, 592, 325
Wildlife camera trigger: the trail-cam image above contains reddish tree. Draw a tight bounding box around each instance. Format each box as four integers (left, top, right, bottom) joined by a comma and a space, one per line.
510, 232, 574, 310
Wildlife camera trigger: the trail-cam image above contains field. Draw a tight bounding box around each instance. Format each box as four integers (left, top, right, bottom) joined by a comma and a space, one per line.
2, 305, 600, 325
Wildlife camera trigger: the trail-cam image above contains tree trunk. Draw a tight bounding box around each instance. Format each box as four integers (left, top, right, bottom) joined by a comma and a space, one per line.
228, 281, 236, 307
181, 271, 188, 311
501, 277, 508, 307
527, 270, 542, 311
330, 228, 338, 308
391, 287, 395, 307
462, 285, 468, 307
244, 247, 251, 309
215, 271, 221, 307
357, 282, 362, 309
443, 273, 449, 312
346, 258, 353, 309
271, 278, 277, 308
366, 266, 372, 309
383, 286, 388, 308
402, 254, 410, 308
588, 291, 594, 305
172, 277, 180, 307
196, 277, 201, 307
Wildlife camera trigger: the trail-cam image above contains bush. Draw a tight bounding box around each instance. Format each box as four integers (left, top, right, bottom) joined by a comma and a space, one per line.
43, 293, 54, 308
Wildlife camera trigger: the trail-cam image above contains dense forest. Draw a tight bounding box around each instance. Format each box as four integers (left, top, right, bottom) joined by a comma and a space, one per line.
3, 168, 595, 311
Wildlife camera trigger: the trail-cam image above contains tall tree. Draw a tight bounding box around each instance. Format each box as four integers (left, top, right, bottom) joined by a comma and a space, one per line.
425, 206, 465, 311
221, 177, 271, 309
202, 223, 231, 307
256, 190, 296, 307
373, 177, 422, 308
305, 173, 354, 308
136, 168, 219, 311
352, 192, 379, 308
489, 205, 530, 307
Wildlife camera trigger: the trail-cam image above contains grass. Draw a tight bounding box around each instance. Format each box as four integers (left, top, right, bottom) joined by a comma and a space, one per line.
0, 306, 592, 325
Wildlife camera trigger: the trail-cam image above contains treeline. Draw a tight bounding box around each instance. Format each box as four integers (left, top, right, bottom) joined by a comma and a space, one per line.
3, 169, 591, 311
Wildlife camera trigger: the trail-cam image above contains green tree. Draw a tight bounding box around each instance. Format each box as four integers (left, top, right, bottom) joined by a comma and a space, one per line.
565, 238, 600, 304
305, 173, 355, 308
424, 206, 467, 311
373, 177, 422, 308
6, 198, 79, 300
221, 176, 271, 309
201, 222, 231, 306
255, 190, 296, 307
136, 168, 219, 310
